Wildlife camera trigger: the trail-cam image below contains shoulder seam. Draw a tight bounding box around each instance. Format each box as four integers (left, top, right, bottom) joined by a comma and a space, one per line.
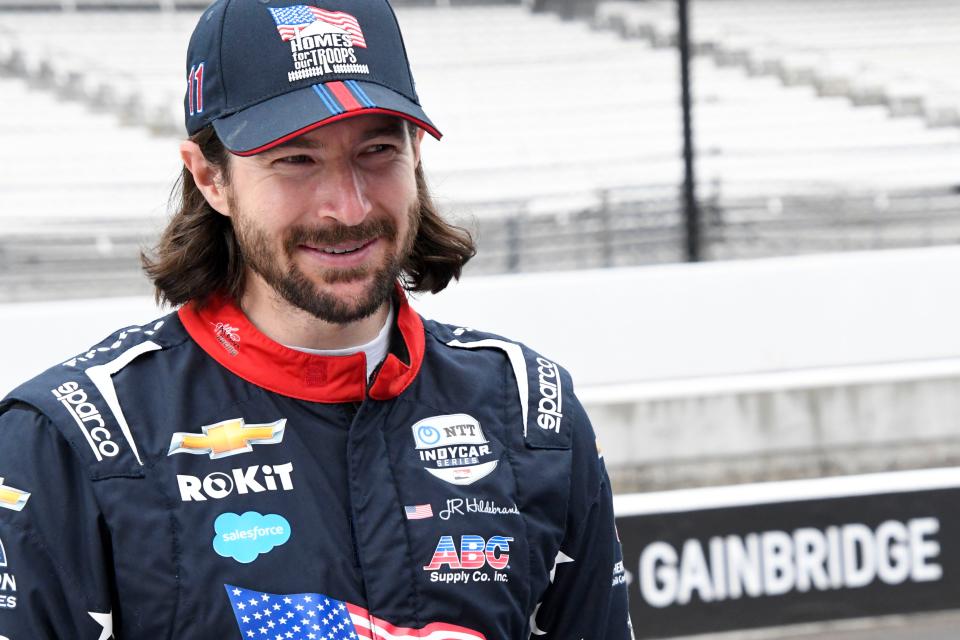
61, 317, 170, 369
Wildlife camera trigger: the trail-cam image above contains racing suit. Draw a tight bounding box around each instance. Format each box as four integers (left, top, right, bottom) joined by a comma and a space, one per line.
0, 289, 632, 639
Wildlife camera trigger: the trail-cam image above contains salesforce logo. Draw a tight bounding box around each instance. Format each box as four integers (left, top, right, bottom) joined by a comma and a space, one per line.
213, 512, 291, 564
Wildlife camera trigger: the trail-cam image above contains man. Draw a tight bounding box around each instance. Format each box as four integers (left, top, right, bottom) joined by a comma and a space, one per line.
0, 0, 632, 638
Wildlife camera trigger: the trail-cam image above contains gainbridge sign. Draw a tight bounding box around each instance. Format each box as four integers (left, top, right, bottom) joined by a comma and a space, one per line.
614, 468, 960, 638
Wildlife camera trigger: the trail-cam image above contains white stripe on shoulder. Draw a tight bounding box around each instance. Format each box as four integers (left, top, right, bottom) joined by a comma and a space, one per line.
447, 338, 529, 437
84, 341, 162, 466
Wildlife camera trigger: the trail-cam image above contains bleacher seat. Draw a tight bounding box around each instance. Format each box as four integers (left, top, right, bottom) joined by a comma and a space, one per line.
0, 3, 958, 300
595, 0, 960, 127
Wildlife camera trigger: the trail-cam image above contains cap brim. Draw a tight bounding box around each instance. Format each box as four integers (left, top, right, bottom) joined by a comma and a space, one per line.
213, 80, 441, 156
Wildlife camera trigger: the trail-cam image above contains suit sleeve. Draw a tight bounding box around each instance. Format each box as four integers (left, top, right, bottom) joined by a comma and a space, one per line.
529, 399, 634, 640
0, 402, 115, 639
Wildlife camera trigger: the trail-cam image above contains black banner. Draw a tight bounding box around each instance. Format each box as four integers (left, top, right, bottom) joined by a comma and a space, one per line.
615, 474, 960, 638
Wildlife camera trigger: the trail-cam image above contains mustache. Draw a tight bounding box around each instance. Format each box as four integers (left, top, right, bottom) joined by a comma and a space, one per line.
283, 217, 398, 250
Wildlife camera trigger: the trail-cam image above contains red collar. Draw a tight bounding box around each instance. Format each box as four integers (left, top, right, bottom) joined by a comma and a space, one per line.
178, 288, 425, 403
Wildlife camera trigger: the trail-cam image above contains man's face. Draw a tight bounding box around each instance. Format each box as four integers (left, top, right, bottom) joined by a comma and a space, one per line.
222, 114, 422, 324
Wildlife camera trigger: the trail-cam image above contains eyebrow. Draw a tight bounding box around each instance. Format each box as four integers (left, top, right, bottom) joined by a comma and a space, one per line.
269, 121, 407, 152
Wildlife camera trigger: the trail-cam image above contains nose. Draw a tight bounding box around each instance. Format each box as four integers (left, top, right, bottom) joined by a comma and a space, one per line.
315, 161, 372, 226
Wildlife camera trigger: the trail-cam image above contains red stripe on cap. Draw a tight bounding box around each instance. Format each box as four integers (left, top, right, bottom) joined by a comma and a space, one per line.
327, 81, 363, 112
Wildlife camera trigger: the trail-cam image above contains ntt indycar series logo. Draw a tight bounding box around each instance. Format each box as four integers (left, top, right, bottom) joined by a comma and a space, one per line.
412, 414, 498, 486
424, 535, 513, 584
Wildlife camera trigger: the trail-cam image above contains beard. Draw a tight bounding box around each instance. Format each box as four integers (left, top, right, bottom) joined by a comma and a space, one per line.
232, 204, 420, 325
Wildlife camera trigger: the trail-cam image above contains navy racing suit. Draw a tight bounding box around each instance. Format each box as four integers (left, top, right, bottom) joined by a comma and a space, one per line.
0, 290, 632, 639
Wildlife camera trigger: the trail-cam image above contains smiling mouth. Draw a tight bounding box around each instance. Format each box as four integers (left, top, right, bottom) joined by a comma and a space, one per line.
322, 246, 361, 255
307, 239, 376, 255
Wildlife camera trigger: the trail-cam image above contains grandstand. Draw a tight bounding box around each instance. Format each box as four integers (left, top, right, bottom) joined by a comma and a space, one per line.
595, 0, 960, 127
1, 0, 958, 300
11, 8, 950, 380
0, 75, 179, 300
0, 0, 960, 299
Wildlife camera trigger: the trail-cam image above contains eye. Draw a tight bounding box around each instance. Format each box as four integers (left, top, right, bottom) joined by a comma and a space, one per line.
363, 143, 396, 156
276, 154, 313, 165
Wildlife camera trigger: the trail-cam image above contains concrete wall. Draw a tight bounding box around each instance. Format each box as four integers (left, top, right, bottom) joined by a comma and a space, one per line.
586, 362, 960, 492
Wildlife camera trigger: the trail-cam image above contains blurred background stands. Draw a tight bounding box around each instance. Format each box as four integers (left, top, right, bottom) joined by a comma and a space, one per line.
0, 0, 957, 302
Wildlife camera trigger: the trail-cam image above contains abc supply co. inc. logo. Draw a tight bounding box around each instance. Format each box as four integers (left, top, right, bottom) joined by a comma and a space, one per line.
423, 534, 513, 585
411, 414, 498, 486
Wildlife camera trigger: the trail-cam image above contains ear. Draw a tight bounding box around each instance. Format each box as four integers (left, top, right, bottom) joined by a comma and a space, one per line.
180, 140, 232, 216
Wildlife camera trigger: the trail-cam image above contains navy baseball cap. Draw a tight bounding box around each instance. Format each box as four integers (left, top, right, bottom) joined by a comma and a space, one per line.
184, 0, 440, 156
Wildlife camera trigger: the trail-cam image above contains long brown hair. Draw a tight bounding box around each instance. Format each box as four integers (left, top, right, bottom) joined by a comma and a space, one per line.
142, 124, 476, 308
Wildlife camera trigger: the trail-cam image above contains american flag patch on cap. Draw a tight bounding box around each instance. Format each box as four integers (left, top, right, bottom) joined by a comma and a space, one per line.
268, 5, 367, 47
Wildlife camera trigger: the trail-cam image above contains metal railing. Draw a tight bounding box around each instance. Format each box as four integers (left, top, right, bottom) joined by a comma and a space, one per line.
2, 184, 959, 301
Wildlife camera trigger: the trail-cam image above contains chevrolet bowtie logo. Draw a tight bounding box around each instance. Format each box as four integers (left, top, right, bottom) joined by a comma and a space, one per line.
168, 418, 287, 459
0, 477, 30, 512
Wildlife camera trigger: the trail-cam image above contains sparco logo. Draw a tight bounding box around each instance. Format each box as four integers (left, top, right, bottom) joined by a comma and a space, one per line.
535, 357, 563, 433
51, 382, 118, 460
177, 463, 294, 502
412, 414, 498, 486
